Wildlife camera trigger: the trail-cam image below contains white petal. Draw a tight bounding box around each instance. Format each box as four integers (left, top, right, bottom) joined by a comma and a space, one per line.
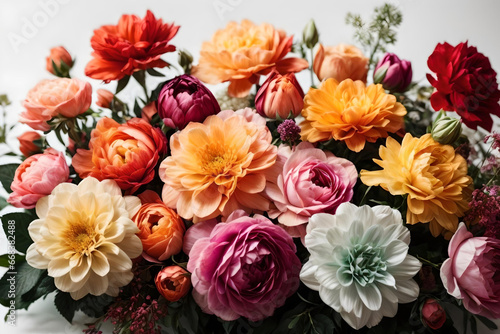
26, 243, 49, 269
339, 284, 358, 313
384, 240, 408, 266
316, 264, 341, 289
123, 195, 141, 217
300, 261, 320, 291
91, 251, 110, 276
356, 283, 382, 311
365, 309, 385, 328
70, 257, 91, 282
319, 285, 341, 310
395, 279, 419, 303
47, 258, 71, 277
388, 255, 421, 279
307, 213, 336, 233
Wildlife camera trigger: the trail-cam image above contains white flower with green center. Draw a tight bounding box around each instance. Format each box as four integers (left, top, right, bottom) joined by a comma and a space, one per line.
300, 203, 421, 329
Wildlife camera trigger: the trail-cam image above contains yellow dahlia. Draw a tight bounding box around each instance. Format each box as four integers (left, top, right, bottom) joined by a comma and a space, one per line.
300, 78, 406, 152
26, 177, 143, 300
360, 134, 472, 237
159, 109, 277, 222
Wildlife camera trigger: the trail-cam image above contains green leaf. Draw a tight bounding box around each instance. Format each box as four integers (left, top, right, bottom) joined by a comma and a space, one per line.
15, 261, 45, 296
0, 164, 20, 193
1, 211, 35, 254
133, 99, 143, 118
54, 291, 78, 323
288, 315, 301, 329
77, 294, 114, 318
115, 75, 131, 94
133, 70, 146, 87
310, 314, 335, 333
147, 68, 165, 77
0, 254, 24, 268
475, 315, 498, 330
0, 197, 8, 210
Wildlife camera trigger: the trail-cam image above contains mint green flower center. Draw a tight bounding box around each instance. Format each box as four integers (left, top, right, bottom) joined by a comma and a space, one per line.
337, 244, 387, 287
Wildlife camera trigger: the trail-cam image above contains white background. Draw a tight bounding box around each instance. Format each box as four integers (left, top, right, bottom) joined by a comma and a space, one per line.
1, 0, 500, 333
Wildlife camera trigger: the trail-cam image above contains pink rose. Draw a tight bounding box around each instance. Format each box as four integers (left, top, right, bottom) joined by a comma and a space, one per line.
265, 142, 357, 238
7, 148, 70, 209
440, 223, 500, 318
20, 78, 92, 131
185, 211, 301, 321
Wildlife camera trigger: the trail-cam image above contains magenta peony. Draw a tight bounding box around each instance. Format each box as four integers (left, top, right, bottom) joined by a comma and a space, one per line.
157, 74, 220, 130
185, 211, 301, 321
440, 223, 500, 318
265, 142, 357, 238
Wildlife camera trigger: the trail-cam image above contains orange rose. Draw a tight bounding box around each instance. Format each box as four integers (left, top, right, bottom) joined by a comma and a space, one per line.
155, 266, 191, 302
134, 190, 185, 262
192, 20, 308, 98
17, 131, 42, 157
85, 11, 179, 82
46, 46, 73, 76
72, 117, 167, 193
313, 44, 368, 82
20, 78, 92, 131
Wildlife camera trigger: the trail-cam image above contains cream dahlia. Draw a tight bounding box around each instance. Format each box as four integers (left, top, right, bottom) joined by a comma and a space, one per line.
300, 203, 421, 329
26, 177, 143, 300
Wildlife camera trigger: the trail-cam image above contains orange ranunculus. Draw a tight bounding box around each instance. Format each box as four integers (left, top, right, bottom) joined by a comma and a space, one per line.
72, 117, 167, 194
360, 133, 472, 237
159, 108, 277, 222
46, 46, 73, 75
313, 44, 368, 82
300, 78, 406, 152
155, 266, 191, 302
20, 78, 92, 131
134, 190, 185, 262
85, 10, 179, 82
17, 131, 42, 157
191, 20, 308, 98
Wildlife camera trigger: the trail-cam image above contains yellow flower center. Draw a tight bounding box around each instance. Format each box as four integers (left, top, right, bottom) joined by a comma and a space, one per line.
65, 219, 98, 255
201, 145, 235, 176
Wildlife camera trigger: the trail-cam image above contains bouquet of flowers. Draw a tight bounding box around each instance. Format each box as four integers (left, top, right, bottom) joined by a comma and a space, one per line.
1, 3, 500, 334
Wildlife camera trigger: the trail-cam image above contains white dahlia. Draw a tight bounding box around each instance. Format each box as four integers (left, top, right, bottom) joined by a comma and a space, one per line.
300, 203, 421, 329
26, 177, 143, 300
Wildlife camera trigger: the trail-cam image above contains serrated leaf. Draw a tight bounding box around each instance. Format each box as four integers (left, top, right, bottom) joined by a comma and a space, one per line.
54, 291, 78, 323
0, 164, 20, 193
1, 211, 35, 254
116, 75, 131, 94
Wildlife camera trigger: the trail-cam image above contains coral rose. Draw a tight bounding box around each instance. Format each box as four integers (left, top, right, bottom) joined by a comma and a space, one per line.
300, 78, 406, 152
313, 44, 368, 82
8, 148, 70, 209
191, 20, 308, 98
134, 190, 185, 262
72, 117, 167, 194
427, 42, 500, 132
155, 266, 191, 302
85, 10, 179, 82
360, 134, 472, 237
46, 46, 73, 76
17, 131, 42, 157
20, 78, 92, 131
441, 223, 500, 318
159, 108, 277, 222
265, 142, 357, 238
185, 211, 301, 321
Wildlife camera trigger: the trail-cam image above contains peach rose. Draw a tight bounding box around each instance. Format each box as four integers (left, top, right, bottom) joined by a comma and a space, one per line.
46, 46, 73, 75
95, 89, 114, 109
72, 117, 167, 194
8, 148, 70, 209
19, 78, 92, 131
313, 44, 368, 82
17, 131, 42, 157
155, 266, 191, 302
134, 190, 185, 262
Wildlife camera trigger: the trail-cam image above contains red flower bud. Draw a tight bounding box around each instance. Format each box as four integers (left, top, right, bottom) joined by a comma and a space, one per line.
421, 299, 446, 330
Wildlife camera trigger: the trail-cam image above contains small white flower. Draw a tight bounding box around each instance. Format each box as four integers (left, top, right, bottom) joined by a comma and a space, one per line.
300, 203, 421, 329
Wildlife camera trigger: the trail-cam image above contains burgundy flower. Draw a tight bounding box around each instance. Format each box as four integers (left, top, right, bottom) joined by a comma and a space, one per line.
157, 74, 220, 130
427, 42, 500, 131
421, 299, 446, 330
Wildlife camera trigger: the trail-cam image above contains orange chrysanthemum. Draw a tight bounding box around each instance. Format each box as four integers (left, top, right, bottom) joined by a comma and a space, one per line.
159, 109, 277, 222
360, 133, 472, 237
300, 79, 407, 152
191, 20, 308, 98
85, 10, 179, 82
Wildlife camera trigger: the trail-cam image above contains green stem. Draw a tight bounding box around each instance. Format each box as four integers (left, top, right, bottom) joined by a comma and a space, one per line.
416, 255, 441, 269
368, 36, 381, 70
309, 47, 315, 87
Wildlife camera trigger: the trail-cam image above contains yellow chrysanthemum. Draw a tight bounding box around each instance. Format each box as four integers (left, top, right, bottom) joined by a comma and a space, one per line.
300, 78, 407, 152
26, 177, 143, 300
159, 109, 277, 222
360, 133, 472, 237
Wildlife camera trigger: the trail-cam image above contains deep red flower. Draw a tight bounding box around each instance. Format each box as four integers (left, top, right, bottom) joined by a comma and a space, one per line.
85, 10, 179, 82
427, 42, 500, 131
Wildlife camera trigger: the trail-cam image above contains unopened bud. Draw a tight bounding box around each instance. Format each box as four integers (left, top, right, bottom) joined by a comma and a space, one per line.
303, 19, 319, 49
178, 49, 193, 75
431, 111, 462, 145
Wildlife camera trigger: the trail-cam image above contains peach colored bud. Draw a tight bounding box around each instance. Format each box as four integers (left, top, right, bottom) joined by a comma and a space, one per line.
96, 89, 114, 109
141, 102, 157, 122
155, 266, 191, 302
17, 131, 42, 157
313, 44, 368, 82
46, 46, 73, 75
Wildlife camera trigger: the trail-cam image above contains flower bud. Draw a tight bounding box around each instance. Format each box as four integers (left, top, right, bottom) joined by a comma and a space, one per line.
313, 44, 368, 82
255, 71, 304, 119
178, 49, 194, 75
155, 266, 191, 302
46, 46, 73, 77
157, 74, 220, 130
96, 89, 114, 109
17, 131, 42, 157
303, 19, 319, 49
430, 111, 462, 145
421, 299, 446, 330
373, 53, 412, 93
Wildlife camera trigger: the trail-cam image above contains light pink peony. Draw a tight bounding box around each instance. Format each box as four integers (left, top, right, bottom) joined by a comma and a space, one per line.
265, 142, 357, 238
8, 148, 70, 209
440, 223, 500, 318
20, 78, 92, 131
185, 211, 301, 321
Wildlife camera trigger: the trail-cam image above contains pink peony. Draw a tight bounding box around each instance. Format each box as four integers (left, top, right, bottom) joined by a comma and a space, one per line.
8, 148, 70, 209
185, 211, 301, 321
265, 142, 357, 238
440, 223, 500, 318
